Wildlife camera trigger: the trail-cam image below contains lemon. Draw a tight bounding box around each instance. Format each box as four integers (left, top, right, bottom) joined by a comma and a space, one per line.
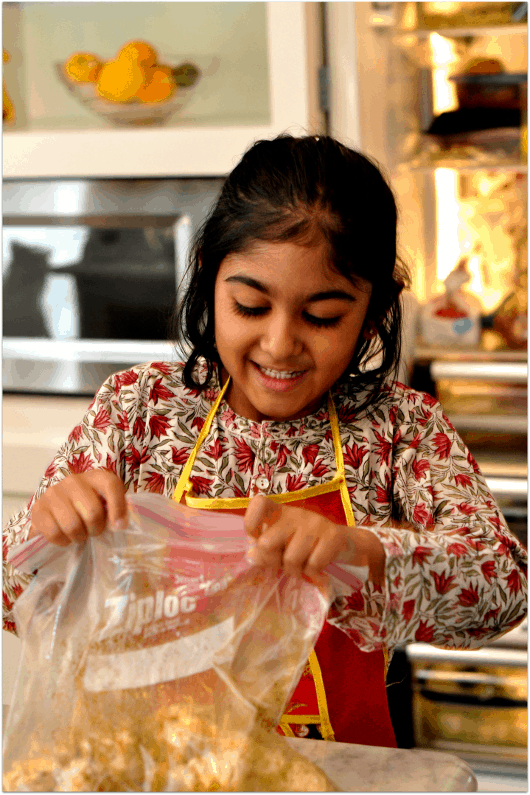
64, 52, 101, 83
96, 59, 144, 102
118, 40, 157, 68
135, 66, 176, 103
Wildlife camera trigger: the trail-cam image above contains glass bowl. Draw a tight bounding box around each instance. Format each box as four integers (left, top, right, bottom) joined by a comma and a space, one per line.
56, 56, 213, 126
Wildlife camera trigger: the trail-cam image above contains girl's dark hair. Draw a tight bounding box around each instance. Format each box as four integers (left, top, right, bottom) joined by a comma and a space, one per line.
172, 134, 409, 415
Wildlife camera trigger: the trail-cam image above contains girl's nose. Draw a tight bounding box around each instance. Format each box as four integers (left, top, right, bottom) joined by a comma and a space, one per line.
260, 313, 303, 359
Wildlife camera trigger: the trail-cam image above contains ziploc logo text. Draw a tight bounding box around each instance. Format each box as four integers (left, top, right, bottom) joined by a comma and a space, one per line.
99, 589, 198, 640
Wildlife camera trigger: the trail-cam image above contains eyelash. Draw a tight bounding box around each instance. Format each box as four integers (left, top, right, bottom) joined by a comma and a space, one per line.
233, 301, 341, 329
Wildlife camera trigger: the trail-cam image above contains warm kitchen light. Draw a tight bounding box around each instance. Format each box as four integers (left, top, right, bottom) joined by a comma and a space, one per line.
425, 2, 461, 14
435, 168, 461, 283
429, 33, 458, 114
467, 253, 484, 297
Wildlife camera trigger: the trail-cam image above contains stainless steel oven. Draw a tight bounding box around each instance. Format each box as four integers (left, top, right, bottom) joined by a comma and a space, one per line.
3, 178, 223, 395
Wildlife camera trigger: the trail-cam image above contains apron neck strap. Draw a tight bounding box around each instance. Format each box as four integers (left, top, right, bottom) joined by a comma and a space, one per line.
173, 370, 354, 526
172, 373, 231, 504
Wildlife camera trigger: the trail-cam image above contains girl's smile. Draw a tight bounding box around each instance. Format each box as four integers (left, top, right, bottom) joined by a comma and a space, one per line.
214, 240, 372, 422
252, 360, 308, 392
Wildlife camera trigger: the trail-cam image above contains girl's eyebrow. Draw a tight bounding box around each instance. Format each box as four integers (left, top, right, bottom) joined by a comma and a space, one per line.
224, 275, 357, 303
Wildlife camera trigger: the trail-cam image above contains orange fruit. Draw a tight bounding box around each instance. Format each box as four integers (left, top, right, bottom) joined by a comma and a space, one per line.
96, 59, 144, 102
3, 50, 15, 123
118, 40, 157, 68
64, 52, 101, 83
135, 66, 176, 103
3, 80, 15, 123
153, 65, 173, 77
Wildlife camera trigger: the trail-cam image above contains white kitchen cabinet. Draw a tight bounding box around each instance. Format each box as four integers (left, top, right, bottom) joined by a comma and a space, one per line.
3, 2, 324, 178
3, 393, 92, 495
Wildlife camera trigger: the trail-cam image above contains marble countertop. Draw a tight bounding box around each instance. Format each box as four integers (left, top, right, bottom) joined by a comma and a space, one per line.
286, 737, 477, 792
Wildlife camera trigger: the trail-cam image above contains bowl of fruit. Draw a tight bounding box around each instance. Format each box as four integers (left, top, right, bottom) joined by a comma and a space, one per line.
57, 40, 208, 126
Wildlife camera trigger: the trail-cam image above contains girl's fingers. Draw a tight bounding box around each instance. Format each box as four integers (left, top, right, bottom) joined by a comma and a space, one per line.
29, 469, 127, 546
85, 470, 128, 531
249, 522, 292, 569
38, 490, 89, 544
305, 532, 347, 578
282, 528, 319, 578
244, 494, 282, 538
30, 502, 72, 547
257, 521, 294, 552
245, 500, 351, 581
248, 544, 283, 570
59, 477, 107, 537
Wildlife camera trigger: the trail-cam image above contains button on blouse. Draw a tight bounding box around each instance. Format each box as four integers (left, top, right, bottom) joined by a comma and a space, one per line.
255, 475, 270, 491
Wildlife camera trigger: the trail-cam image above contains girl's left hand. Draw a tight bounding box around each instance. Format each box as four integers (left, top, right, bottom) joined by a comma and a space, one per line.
244, 494, 354, 584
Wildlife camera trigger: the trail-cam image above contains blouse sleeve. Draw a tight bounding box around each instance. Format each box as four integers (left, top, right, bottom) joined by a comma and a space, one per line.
2, 368, 145, 634
328, 395, 528, 652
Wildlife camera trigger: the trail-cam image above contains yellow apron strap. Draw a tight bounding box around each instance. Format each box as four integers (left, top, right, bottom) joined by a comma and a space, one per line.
278, 720, 296, 737
327, 392, 355, 528
172, 375, 231, 504
383, 644, 390, 678
308, 650, 336, 741
174, 384, 354, 525
184, 476, 342, 510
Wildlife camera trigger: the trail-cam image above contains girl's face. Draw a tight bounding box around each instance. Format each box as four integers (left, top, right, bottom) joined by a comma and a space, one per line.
214, 240, 372, 422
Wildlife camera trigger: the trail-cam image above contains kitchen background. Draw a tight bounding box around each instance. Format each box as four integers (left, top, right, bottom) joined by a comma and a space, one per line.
3, 2, 527, 791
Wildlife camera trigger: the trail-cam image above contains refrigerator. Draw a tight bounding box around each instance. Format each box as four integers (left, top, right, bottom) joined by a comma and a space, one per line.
326, 3, 527, 786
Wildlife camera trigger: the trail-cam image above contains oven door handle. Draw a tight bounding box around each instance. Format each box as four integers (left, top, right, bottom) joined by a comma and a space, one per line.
173, 215, 193, 297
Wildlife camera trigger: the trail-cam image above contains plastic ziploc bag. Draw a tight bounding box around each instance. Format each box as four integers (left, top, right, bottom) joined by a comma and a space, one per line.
3, 492, 349, 792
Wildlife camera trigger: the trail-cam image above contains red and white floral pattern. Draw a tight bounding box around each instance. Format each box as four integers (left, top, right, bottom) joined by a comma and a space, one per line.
3, 360, 527, 652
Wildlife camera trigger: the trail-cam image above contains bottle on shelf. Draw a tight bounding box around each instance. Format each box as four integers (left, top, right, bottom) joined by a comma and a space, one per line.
420, 256, 482, 347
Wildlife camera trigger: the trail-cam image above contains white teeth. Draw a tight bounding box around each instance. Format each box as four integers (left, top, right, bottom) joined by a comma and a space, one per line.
258, 365, 304, 380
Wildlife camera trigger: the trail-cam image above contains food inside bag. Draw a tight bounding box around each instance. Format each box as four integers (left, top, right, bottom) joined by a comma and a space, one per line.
3, 493, 340, 792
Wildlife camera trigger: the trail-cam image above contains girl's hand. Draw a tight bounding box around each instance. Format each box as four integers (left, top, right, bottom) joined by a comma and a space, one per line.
244, 494, 353, 584
29, 470, 127, 547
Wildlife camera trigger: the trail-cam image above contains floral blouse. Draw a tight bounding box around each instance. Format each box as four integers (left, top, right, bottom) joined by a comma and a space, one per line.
3, 359, 527, 654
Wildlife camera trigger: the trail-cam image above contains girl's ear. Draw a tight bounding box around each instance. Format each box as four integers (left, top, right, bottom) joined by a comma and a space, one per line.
363, 322, 377, 340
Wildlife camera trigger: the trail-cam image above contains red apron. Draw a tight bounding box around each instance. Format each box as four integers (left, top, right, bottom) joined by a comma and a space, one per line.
172, 378, 396, 748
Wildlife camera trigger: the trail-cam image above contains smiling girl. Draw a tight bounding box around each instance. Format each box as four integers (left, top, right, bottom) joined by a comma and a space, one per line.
4, 135, 527, 747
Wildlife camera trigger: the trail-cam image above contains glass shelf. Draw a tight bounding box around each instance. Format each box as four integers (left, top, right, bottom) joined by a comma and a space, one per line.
394, 23, 527, 40
391, 21, 527, 71
414, 343, 527, 364
398, 158, 527, 174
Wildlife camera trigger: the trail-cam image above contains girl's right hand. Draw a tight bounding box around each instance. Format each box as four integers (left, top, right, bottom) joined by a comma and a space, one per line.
29, 470, 127, 546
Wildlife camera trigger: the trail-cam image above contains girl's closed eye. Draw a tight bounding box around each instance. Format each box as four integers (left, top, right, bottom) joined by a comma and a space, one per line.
233, 300, 342, 328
